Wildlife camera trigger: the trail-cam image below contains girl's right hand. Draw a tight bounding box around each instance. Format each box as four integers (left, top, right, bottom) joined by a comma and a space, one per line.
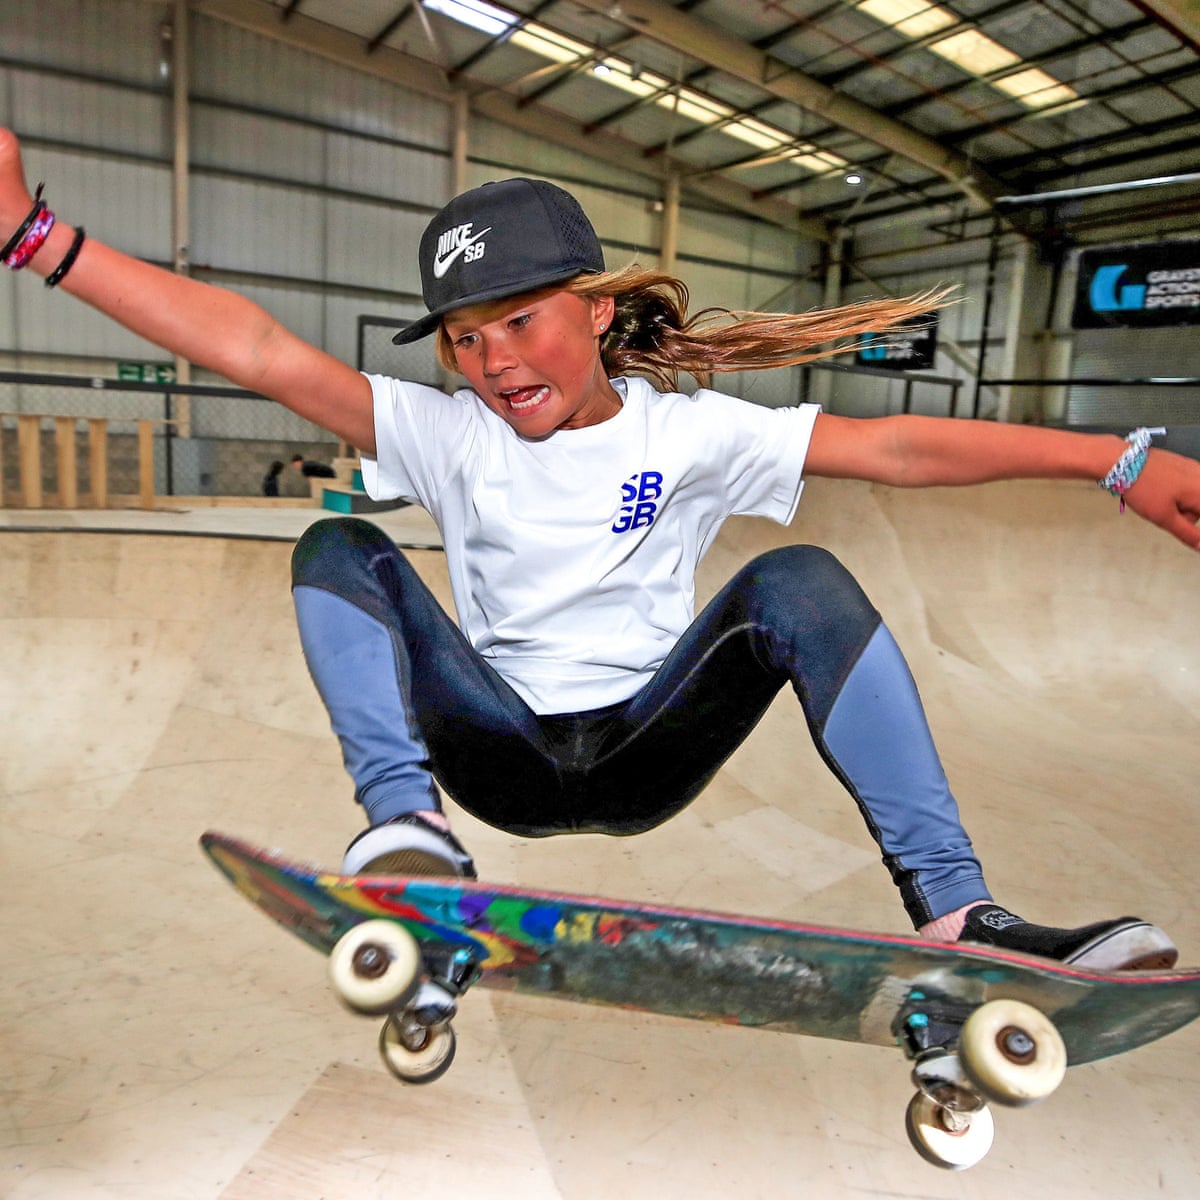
0, 127, 36, 236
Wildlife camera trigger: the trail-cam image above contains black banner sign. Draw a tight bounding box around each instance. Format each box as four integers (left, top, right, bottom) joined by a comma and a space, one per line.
855, 313, 938, 371
1073, 242, 1200, 329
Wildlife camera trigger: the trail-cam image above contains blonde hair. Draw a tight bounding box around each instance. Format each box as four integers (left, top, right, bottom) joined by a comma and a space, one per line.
435, 263, 951, 391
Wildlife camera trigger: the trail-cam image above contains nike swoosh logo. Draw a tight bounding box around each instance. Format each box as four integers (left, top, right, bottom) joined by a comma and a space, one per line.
432, 226, 492, 279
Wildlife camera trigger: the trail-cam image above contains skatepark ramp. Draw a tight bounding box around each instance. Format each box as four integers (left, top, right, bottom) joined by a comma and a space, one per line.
1, 476, 1197, 1198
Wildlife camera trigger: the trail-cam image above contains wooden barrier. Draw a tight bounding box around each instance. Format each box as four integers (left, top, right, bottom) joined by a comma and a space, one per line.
88, 418, 109, 508
0, 414, 157, 510
18, 414, 42, 508
55, 417, 78, 508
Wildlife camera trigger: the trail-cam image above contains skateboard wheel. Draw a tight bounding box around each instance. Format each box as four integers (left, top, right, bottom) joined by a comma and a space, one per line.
379, 1011, 457, 1084
905, 1091, 994, 1170
328, 920, 421, 1015
959, 998, 1067, 1107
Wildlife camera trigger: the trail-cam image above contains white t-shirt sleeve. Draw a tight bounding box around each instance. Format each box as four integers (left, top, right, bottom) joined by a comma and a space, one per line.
357, 373, 472, 507
696, 389, 821, 525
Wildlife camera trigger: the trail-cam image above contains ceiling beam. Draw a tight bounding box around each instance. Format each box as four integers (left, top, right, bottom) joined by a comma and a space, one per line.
470, 90, 824, 235
568, 0, 1003, 209
1132, 0, 1200, 52
171, 0, 830, 239
186, 0, 456, 101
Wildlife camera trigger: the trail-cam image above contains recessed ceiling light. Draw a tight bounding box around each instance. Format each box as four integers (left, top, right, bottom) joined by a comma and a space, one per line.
845, 172, 864, 185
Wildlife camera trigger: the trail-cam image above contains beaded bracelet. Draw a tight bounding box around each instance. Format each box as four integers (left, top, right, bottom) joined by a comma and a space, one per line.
4, 206, 55, 269
45, 226, 86, 288
0, 183, 46, 261
1098, 426, 1166, 512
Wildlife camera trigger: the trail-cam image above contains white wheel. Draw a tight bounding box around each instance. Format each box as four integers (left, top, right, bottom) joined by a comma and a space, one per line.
960, 998, 1067, 1107
379, 1011, 457, 1084
905, 1091, 995, 1170
328, 920, 421, 1015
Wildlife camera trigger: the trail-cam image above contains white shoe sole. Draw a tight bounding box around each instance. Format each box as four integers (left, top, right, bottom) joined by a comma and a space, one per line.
342, 822, 465, 877
1064, 921, 1179, 971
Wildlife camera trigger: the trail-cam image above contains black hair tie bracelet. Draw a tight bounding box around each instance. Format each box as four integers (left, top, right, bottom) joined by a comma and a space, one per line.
45, 226, 86, 288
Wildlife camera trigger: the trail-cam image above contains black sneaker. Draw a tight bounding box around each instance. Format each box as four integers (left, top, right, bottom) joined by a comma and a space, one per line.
960, 904, 1178, 971
342, 813, 477, 879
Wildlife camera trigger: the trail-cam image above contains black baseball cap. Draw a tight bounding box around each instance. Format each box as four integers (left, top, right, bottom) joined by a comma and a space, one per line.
392, 177, 606, 344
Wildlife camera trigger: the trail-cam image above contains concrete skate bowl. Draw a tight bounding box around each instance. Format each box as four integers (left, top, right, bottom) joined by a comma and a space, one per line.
1, 477, 1197, 1199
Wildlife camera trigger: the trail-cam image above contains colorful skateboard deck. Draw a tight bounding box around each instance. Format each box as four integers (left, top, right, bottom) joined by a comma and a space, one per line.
200, 831, 1200, 1066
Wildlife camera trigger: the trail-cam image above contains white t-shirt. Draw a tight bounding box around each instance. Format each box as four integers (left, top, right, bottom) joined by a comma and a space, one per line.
361, 374, 819, 713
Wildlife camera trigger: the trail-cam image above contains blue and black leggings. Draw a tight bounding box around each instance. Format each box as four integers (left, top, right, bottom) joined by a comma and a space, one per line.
291, 517, 989, 928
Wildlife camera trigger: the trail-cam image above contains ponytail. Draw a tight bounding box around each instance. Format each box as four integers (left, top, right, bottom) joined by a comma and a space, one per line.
434, 262, 951, 391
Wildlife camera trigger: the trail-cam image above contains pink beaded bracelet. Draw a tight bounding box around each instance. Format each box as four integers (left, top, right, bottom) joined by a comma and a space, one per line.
4, 205, 55, 269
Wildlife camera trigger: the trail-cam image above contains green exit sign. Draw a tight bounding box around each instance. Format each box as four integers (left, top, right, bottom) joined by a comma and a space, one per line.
117, 362, 177, 383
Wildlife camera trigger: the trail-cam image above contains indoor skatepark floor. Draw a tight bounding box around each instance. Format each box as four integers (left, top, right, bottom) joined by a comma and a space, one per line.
2, 478, 1197, 1199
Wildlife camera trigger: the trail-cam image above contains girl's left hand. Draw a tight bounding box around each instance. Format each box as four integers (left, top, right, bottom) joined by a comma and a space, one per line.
1124, 449, 1200, 549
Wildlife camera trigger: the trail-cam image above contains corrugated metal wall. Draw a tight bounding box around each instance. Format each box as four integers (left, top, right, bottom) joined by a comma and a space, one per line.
1, 1, 821, 411
9, 0, 1192, 432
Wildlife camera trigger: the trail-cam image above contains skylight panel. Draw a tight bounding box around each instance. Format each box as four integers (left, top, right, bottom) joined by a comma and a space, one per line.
928, 29, 1019, 76
790, 147, 849, 173
594, 59, 663, 99
423, 0, 840, 173
508, 24, 591, 65
856, 2, 1081, 112
422, 0, 512, 38
724, 117, 791, 150
857, 0, 956, 40
668, 87, 736, 125
993, 67, 1079, 109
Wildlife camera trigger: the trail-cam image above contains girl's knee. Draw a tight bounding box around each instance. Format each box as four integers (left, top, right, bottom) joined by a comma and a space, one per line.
292, 517, 393, 587
739, 545, 874, 622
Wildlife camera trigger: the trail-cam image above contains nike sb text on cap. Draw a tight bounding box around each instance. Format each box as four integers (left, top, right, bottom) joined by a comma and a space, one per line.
392, 177, 605, 344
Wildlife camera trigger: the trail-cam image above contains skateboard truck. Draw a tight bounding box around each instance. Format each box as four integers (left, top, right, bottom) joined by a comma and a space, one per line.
910, 1049, 987, 1116
326, 920, 484, 1085
376, 944, 482, 1085
893, 993, 994, 1168
895, 988, 973, 1059
890, 986, 1070, 1168
905, 1047, 996, 1169
410, 945, 482, 1026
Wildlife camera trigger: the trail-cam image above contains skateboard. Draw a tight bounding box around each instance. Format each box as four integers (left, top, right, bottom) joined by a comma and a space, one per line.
200, 831, 1200, 1170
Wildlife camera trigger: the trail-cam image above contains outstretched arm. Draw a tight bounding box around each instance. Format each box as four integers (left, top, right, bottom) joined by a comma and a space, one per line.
806, 412, 1200, 550
0, 127, 376, 453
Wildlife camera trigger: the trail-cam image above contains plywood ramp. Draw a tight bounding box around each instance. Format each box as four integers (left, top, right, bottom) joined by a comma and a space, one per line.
1, 478, 1197, 1199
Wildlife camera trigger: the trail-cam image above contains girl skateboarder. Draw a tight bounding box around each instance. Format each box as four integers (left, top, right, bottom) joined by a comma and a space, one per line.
2, 127, 1194, 970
